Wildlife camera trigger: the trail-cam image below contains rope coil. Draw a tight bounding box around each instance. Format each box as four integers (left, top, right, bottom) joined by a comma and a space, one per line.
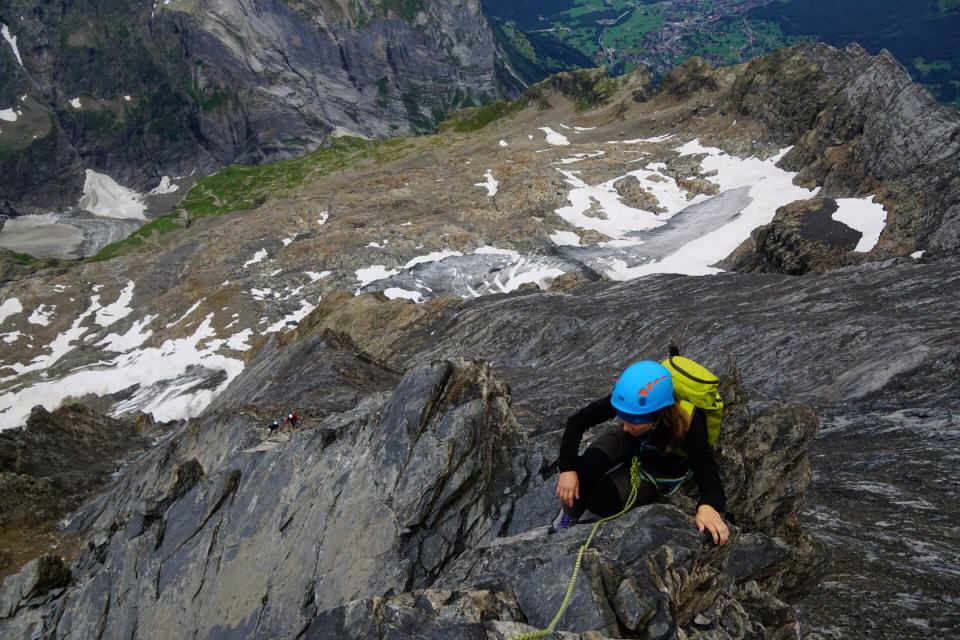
508, 456, 643, 640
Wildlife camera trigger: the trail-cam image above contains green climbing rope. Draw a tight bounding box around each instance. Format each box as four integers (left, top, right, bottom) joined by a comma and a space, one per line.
508, 457, 643, 640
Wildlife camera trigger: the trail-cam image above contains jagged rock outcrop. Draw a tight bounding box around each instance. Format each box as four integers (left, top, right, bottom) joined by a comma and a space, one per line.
718, 43, 960, 260
0, 405, 167, 579
719, 198, 861, 275
0, 322, 824, 640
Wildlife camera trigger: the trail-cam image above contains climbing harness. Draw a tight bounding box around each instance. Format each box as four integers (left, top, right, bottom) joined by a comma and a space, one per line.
509, 457, 644, 640
510, 455, 692, 640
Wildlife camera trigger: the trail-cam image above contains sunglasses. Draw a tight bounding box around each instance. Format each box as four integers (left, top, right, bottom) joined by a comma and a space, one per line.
616, 410, 658, 425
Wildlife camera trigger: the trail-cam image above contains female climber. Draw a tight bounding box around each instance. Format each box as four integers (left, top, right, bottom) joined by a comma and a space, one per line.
551, 360, 730, 545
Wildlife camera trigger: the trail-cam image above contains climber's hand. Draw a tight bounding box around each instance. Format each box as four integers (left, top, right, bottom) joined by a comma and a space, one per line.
556, 471, 580, 509
695, 504, 729, 545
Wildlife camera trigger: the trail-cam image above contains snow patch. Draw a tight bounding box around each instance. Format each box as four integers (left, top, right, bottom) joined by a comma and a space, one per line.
97, 315, 156, 352
539, 127, 570, 146
553, 165, 699, 240
1, 24, 23, 67
499, 139, 509, 147
331, 126, 370, 140
384, 288, 424, 303
265, 299, 317, 333
305, 271, 331, 282
473, 245, 521, 259
79, 170, 147, 220
560, 123, 595, 132
225, 329, 253, 351
403, 250, 462, 269
489, 258, 564, 294
124, 95, 132, 102
69, 97, 81, 109
474, 169, 499, 196
550, 230, 582, 246
166, 298, 204, 328
0, 314, 247, 429
0, 298, 23, 325
832, 196, 887, 252
601, 139, 818, 279
3, 295, 102, 377
607, 133, 675, 145
148, 176, 179, 195
95, 280, 136, 327
356, 265, 400, 288
1, 331, 22, 344
557, 150, 605, 165
0, 108, 17, 122
911, 250, 925, 259
27, 304, 55, 326
242, 249, 268, 268
317, 211, 329, 225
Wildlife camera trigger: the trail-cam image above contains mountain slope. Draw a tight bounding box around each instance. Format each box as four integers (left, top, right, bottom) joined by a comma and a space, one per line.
0, 0, 497, 220
0, 42, 959, 639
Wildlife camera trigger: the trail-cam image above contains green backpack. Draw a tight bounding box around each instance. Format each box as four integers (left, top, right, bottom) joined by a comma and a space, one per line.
661, 354, 724, 449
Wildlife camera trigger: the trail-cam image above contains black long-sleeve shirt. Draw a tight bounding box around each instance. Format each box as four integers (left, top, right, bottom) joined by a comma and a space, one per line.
558, 394, 726, 512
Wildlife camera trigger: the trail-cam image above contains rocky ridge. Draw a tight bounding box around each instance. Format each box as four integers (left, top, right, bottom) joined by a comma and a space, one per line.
0, 42, 959, 638
0, 329, 824, 638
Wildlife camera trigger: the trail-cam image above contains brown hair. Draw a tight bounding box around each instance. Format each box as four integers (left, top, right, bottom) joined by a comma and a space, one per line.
658, 397, 692, 453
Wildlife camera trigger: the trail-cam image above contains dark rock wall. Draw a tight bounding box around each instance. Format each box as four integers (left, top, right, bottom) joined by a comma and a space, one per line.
0, 0, 498, 214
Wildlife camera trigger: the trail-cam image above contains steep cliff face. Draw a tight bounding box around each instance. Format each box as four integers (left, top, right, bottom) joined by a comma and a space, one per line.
0, 0, 497, 215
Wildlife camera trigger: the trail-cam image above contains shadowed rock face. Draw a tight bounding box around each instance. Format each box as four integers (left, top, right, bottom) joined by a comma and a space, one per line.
720, 198, 863, 275
0, 405, 169, 580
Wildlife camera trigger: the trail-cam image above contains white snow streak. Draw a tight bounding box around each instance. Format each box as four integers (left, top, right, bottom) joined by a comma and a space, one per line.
356, 265, 400, 288
265, 299, 317, 333
384, 288, 424, 303
0, 108, 17, 122
166, 298, 205, 328
1, 24, 23, 67
832, 197, 888, 252
79, 170, 147, 220
474, 170, 499, 196
538, 127, 570, 146
97, 315, 156, 352
148, 176, 179, 195
403, 250, 462, 269
94, 280, 136, 328
242, 249, 268, 268
0, 298, 23, 325
27, 304, 55, 326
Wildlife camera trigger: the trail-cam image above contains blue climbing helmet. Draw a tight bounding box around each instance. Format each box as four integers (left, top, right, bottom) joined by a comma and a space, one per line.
610, 361, 674, 423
